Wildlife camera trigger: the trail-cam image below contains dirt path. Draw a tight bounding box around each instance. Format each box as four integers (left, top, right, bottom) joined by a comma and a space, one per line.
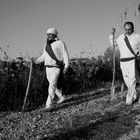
50, 101, 140, 140
0, 86, 140, 140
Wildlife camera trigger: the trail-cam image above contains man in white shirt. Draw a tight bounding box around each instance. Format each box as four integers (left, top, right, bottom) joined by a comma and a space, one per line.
35, 27, 69, 109
109, 21, 140, 105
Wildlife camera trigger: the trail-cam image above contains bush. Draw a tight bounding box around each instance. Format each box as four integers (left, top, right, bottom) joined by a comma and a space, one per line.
0, 47, 122, 111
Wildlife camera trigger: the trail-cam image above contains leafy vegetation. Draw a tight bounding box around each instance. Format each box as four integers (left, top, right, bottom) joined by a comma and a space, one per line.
0, 47, 123, 112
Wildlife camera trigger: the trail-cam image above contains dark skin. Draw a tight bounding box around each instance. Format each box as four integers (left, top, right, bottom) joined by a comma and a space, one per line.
46, 33, 56, 41
124, 24, 134, 36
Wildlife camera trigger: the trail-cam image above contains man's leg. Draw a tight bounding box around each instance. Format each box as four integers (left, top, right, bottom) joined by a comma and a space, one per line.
125, 76, 137, 104
121, 60, 136, 104
130, 81, 137, 100
45, 67, 60, 108
55, 68, 65, 104
55, 88, 66, 104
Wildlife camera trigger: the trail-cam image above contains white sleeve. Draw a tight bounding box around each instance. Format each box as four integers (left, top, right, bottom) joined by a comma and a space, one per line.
137, 34, 140, 53
137, 34, 140, 46
61, 41, 69, 68
36, 44, 46, 63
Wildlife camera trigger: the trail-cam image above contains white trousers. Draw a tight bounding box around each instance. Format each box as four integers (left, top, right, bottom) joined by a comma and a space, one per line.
120, 59, 139, 103
45, 67, 63, 106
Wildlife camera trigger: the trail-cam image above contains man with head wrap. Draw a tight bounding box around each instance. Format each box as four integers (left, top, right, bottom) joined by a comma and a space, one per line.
35, 27, 69, 109
109, 21, 140, 105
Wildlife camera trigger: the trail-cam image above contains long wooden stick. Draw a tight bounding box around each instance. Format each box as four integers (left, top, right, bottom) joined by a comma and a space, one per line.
22, 60, 33, 111
110, 28, 116, 99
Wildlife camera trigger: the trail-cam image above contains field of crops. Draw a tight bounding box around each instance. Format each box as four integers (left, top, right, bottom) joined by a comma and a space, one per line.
0, 47, 123, 112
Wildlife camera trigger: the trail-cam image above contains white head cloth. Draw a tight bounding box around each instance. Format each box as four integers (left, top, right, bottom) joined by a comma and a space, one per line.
46, 27, 58, 35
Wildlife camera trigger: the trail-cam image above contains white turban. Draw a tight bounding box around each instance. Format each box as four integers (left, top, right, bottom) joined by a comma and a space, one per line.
46, 27, 58, 35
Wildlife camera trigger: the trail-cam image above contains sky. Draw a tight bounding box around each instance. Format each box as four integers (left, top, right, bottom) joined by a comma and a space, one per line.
0, 0, 140, 59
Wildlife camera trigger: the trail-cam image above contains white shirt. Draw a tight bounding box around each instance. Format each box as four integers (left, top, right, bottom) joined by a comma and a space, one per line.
109, 32, 140, 58
37, 39, 69, 68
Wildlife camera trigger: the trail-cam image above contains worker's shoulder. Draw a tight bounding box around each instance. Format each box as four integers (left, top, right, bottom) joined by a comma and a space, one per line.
133, 32, 140, 38
118, 33, 125, 38
55, 39, 65, 45
117, 34, 125, 40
